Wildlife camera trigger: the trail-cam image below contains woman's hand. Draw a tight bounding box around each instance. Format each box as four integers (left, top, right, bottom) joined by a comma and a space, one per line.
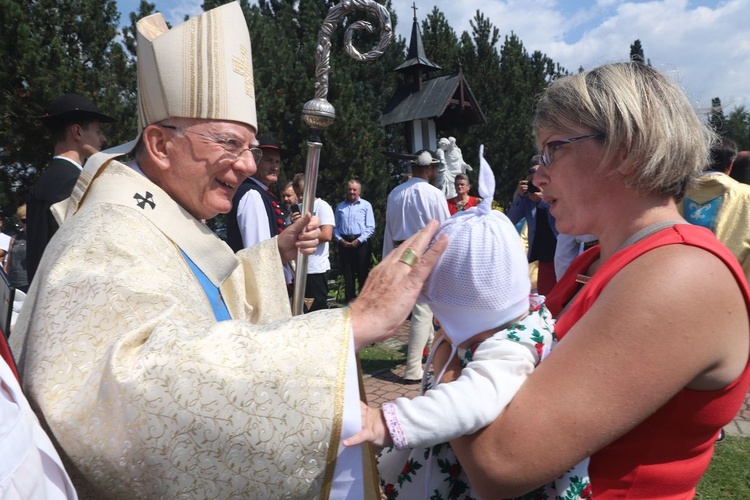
349, 220, 448, 350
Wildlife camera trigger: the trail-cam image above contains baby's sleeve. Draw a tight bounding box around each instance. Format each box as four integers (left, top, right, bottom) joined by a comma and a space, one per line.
383, 339, 537, 450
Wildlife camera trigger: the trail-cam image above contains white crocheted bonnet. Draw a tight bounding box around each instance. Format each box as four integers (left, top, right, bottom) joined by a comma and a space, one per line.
419, 145, 530, 346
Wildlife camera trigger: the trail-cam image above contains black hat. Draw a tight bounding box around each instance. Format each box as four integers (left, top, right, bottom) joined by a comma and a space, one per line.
256, 134, 281, 150
39, 94, 116, 124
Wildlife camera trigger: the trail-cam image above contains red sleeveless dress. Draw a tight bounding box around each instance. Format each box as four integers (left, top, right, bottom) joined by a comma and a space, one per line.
546, 224, 750, 499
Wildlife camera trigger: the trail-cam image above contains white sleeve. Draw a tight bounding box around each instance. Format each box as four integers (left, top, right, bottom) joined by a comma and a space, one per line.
554, 233, 582, 280
431, 191, 450, 224
316, 199, 335, 227
0, 234, 10, 252
388, 339, 536, 449
1, 359, 77, 499
237, 190, 271, 248
382, 204, 394, 257
361, 201, 376, 242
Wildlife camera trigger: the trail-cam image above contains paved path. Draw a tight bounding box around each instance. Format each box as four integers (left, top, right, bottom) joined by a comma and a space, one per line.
363, 320, 750, 438
362, 321, 421, 406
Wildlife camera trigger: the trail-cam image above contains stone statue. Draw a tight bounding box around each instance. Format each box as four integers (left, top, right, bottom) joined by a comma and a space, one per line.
437, 137, 473, 199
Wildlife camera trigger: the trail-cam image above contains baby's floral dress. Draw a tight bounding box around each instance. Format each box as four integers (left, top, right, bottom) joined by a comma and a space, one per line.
377, 303, 592, 500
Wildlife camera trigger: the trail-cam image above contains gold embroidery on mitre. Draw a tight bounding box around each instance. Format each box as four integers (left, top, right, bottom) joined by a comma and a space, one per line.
185, 17, 197, 118
196, 14, 205, 116
232, 45, 254, 98
210, 10, 222, 118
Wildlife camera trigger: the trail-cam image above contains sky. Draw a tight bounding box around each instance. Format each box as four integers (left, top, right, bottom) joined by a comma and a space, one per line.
115, 0, 750, 115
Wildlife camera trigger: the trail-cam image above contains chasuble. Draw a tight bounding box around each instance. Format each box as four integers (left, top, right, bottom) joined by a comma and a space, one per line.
11, 160, 357, 499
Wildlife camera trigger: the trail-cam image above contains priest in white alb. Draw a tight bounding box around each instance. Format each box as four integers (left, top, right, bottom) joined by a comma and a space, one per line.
10, 3, 446, 498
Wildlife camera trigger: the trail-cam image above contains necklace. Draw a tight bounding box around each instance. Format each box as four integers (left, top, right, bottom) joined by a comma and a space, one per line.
575, 220, 684, 287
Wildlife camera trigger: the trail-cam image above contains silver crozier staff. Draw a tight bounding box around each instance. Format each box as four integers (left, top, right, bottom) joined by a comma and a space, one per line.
293, 0, 392, 315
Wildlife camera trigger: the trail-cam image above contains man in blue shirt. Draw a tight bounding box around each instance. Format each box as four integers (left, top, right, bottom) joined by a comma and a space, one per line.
334, 180, 376, 303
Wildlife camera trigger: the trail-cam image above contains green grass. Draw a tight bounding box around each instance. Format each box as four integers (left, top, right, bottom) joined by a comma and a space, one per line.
696, 436, 750, 498
358, 342, 406, 375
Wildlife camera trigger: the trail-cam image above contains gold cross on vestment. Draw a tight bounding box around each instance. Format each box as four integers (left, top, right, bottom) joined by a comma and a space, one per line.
232, 45, 254, 97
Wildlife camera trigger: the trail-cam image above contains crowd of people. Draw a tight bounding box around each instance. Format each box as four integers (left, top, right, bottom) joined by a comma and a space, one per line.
1, 2, 749, 499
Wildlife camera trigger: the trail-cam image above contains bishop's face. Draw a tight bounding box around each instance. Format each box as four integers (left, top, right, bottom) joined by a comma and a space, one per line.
157, 119, 258, 220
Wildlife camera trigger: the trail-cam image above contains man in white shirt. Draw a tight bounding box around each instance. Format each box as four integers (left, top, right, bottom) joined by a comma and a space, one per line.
383, 150, 449, 381
0, 217, 10, 267
293, 174, 335, 312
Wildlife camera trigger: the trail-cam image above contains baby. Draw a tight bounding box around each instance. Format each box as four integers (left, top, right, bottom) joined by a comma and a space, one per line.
344, 147, 591, 499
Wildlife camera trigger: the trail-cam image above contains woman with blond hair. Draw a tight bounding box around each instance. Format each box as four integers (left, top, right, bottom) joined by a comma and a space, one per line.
436, 62, 750, 498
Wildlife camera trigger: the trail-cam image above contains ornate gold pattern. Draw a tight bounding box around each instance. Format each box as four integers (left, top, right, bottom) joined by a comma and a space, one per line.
209, 8, 223, 118
233, 45, 254, 98
185, 16, 197, 118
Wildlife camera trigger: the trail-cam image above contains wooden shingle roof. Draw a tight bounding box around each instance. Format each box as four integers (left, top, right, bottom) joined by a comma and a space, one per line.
381, 71, 486, 127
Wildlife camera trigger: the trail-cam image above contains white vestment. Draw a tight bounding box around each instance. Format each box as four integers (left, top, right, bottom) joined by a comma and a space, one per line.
0, 358, 77, 499
11, 159, 365, 499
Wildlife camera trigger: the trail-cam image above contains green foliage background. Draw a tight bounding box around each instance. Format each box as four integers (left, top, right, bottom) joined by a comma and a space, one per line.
1, 1, 748, 253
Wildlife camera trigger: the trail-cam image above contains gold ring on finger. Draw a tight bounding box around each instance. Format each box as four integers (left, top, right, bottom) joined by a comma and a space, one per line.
399, 247, 419, 267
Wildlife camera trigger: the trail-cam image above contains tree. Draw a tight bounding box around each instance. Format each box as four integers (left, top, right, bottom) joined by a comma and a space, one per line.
0, 0, 136, 212
2, 1, 577, 246
725, 106, 750, 151
122, 1, 161, 57
420, 7, 460, 77
709, 97, 727, 136
198, 0, 404, 255
432, 11, 564, 204
630, 39, 644, 62
629, 39, 651, 65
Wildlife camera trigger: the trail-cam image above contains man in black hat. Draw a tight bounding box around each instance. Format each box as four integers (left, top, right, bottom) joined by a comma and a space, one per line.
26, 93, 115, 282
226, 134, 286, 251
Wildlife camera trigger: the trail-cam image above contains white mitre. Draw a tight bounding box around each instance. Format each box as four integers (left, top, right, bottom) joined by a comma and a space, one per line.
56, 1, 257, 223
136, 1, 257, 132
